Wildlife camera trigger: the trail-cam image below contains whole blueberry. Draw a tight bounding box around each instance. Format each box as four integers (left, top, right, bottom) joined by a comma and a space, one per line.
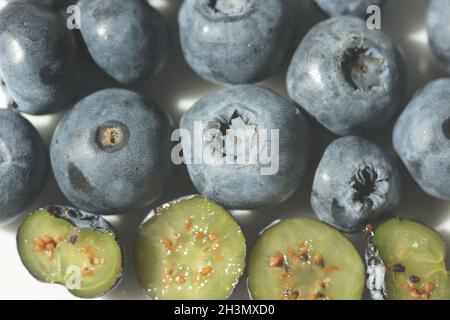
287, 16, 405, 136
427, 0, 450, 72
179, 0, 295, 84
78, 0, 171, 84
393, 79, 450, 200
50, 89, 174, 214
0, 2, 82, 115
180, 85, 310, 210
0, 109, 49, 224
312, 136, 401, 233
4, 0, 75, 8
313, 0, 386, 18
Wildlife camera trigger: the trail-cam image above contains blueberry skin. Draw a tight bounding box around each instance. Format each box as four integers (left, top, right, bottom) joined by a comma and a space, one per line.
393, 79, 450, 200
0, 2, 82, 115
314, 0, 385, 18
179, 0, 295, 84
0, 109, 49, 224
312, 136, 401, 233
5, 0, 75, 8
427, 0, 450, 72
180, 85, 310, 210
78, 0, 171, 84
287, 16, 405, 136
50, 89, 174, 215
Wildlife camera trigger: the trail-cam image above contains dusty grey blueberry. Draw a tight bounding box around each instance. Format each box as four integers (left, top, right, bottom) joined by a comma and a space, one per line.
0, 109, 49, 224
178, 0, 295, 84
312, 136, 401, 233
4, 0, 75, 8
393, 78, 450, 200
313, 0, 385, 18
78, 0, 171, 84
50, 89, 174, 214
427, 0, 450, 72
287, 16, 406, 136
0, 2, 82, 115
180, 85, 310, 210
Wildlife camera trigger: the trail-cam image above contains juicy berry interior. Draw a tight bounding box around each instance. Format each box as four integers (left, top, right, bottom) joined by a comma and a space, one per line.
17, 209, 122, 299
248, 219, 365, 300
268, 242, 341, 300
372, 219, 450, 300
341, 47, 386, 91
207, 0, 252, 15
135, 196, 246, 300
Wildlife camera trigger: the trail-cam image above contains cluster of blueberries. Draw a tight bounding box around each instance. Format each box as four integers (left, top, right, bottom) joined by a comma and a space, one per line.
1, 0, 450, 240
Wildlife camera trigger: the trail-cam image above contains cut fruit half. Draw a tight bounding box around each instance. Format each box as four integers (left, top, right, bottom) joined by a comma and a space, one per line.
135, 195, 246, 300
366, 218, 450, 300
248, 218, 365, 300
17, 206, 123, 299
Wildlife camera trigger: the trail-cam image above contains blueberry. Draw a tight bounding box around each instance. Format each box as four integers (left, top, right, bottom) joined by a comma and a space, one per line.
313, 0, 386, 18
180, 85, 310, 210
4, 0, 75, 8
135, 195, 246, 300
311, 136, 401, 233
50, 88, 174, 214
78, 0, 172, 84
0, 109, 49, 224
0, 2, 82, 115
17, 206, 124, 298
393, 78, 450, 200
367, 218, 450, 300
287, 16, 406, 136
248, 218, 366, 300
427, 0, 450, 72
178, 0, 295, 84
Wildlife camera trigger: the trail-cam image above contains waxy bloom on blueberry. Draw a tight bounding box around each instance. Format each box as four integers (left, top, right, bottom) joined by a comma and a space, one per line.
312, 136, 401, 233
179, 0, 295, 84
287, 16, 406, 136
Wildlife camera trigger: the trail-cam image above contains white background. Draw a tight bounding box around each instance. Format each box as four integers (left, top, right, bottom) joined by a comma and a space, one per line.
1, 0, 450, 300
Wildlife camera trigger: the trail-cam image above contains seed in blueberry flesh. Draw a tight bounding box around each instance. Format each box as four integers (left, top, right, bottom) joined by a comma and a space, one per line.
0, 2, 82, 115
178, 0, 295, 84
78, 0, 171, 84
135, 195, 246, 300
180, 84, 311, 210
311, 136, 401, 233
393, 78, 450, 200
366, 218, 450, 300
17, 206, 123, 299
0, 109, 49, 225
50, 88, 173, 215
248, 218, 365, 300
313, 0, 386, 18
287, 16, 405, 136
427, 0, 450, 72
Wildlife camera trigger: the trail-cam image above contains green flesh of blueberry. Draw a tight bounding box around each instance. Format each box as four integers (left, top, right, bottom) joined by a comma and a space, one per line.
135, 195, 246, 300
17, 209, 123, 299
248, 218, 365, 300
